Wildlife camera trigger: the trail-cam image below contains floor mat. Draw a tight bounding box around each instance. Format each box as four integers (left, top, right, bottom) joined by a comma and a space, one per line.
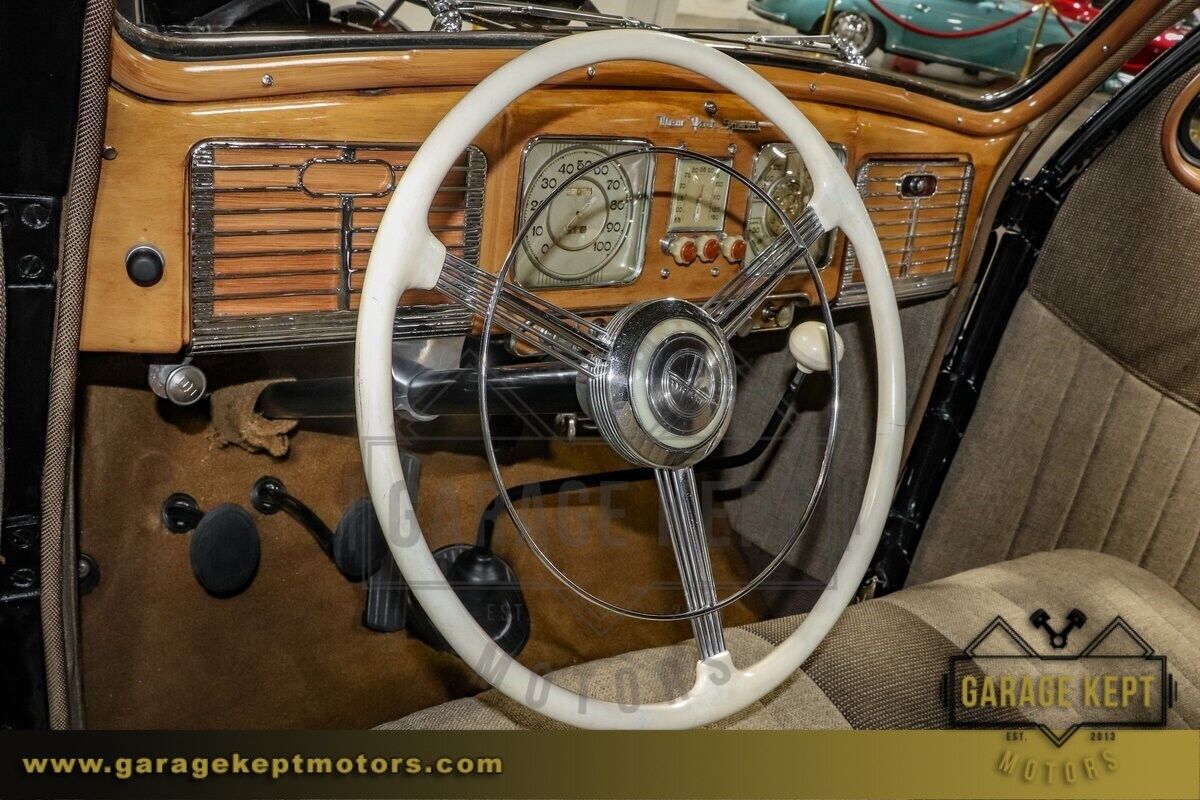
77, 382, 763, 729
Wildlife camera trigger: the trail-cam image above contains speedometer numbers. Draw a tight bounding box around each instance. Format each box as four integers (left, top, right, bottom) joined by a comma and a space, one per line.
515, 138, 653, 289
745, 143, 845, 271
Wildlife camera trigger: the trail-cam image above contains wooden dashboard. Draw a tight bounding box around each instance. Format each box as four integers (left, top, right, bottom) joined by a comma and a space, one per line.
81, 39, 1019, 354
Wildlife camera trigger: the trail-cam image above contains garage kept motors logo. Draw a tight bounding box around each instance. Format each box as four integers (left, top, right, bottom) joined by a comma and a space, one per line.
943, 611, 1178, 746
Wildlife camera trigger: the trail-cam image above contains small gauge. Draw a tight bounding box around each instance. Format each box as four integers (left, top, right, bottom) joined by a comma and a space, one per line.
668, 157, 732, 232
515, 138, 653, 289
745, 143, 844, 271
765, 176, 813, 237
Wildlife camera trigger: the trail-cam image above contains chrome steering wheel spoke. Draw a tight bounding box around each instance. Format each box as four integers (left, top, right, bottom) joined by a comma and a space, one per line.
703, 205, 826, 337
655, 466, 726, 660
439, 251, 611, 377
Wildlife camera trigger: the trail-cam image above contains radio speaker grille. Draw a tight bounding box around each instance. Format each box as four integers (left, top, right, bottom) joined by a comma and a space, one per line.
840, 157, 973, 306
188, 140, 485, 352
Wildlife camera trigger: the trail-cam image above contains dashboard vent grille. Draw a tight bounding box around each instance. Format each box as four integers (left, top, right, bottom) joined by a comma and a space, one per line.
839, 157, 973, 306
188, 140, 485, 352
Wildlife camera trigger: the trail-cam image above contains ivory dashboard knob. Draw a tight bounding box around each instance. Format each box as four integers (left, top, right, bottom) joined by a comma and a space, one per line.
720, 234, 746, 263
667, 235, 698, 266
788, 321, 845, 374
696, 234, 720, 263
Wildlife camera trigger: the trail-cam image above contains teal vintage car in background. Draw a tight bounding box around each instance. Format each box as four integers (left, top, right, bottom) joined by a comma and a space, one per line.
748, 0, 1080, 77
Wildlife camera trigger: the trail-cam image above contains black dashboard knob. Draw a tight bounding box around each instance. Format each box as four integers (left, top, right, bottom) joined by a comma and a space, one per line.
126, 244, 164, 287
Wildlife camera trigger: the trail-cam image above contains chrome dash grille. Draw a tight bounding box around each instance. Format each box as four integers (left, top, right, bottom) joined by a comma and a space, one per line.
839, 157, 973, 306
188, 140, 485, 352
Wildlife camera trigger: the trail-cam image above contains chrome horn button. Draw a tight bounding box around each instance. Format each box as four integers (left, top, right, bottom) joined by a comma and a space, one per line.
582, 299, 735, 469
648, 333, 724, 436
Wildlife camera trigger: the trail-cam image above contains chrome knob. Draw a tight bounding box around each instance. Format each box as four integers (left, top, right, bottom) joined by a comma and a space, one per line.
148, 362, 208, 406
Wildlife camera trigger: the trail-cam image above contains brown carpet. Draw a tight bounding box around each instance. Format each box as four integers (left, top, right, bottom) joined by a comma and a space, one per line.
77, 381, 763, 729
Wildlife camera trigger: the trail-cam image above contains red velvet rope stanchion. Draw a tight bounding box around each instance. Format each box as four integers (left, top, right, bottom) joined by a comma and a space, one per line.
861, 0, 1041, 39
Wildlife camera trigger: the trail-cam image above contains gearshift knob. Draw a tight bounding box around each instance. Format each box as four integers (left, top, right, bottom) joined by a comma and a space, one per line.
788, 321, 844, 374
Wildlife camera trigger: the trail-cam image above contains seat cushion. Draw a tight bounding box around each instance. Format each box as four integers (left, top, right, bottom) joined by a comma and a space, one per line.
378, 550, 1199, 730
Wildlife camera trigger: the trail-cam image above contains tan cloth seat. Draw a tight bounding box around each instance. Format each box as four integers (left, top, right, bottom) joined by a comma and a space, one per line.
379, 550, 1199, 730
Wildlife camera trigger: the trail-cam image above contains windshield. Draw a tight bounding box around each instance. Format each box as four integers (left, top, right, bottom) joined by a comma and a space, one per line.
117, 0, 1189, 99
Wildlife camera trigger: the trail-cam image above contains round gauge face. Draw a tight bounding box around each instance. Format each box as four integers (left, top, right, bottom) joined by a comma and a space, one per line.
516, 140, 652, 288
764, 175, 814, 238
745, 143, 840, 271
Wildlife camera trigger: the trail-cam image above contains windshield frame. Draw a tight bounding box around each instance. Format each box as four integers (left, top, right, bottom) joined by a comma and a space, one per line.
114, 0, 1147, 113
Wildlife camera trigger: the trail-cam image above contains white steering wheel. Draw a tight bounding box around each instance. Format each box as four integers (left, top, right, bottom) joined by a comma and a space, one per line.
356, 29, 904, 729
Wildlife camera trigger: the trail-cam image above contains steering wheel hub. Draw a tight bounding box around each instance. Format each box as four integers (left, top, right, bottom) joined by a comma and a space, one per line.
581, 299, 734, 469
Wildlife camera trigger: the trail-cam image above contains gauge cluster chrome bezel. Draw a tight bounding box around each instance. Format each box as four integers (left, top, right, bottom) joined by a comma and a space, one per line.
513, 135, 656, 290
744, 140, 847, 275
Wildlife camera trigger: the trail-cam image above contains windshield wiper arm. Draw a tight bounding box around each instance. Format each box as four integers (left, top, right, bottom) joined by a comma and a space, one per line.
739, 33, 866, 66
684, 30, 865, 66
420, 0, 863, 64
425, 0, 660, 32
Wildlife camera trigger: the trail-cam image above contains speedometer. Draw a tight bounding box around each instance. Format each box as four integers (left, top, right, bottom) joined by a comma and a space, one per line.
515, 138, 653, 289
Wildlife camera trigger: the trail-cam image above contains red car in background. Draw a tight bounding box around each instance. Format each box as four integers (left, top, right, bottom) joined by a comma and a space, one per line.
1053, 0, 1193, 74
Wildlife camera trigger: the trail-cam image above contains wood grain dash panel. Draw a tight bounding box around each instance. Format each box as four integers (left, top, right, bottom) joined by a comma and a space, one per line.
214, 295, 341, 316
213, 252, 340, 275
213, 209, 342, 233
82, 84, 1016, 353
